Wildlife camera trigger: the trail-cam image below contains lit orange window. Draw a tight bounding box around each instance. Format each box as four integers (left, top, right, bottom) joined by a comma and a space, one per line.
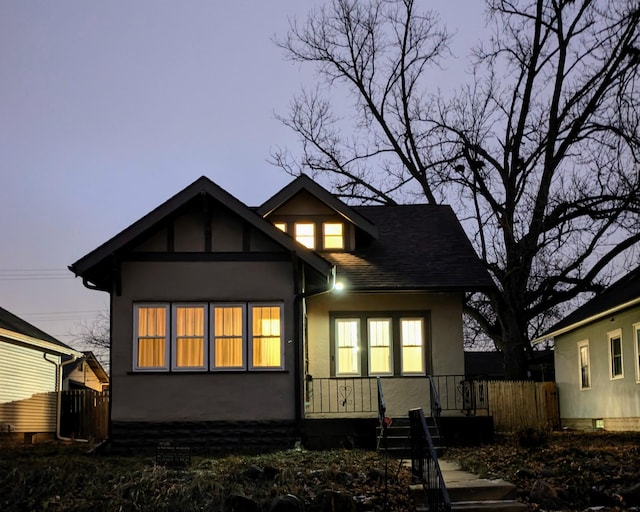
213, 305, 245, 368
294, 223, 315, 249
135, 305, 168, 370
323, 222, 344, 249
173, 305, 206, 369
251, 305, 283, 368
274, 222, 287, 232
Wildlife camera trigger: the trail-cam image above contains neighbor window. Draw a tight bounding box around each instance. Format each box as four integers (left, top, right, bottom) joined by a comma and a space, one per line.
134, 305, 170, 370
608, 329, 623, 379
332, 312, 427, 377
294, 223, 315, 249
634, 323, 640, 383
323, 222, 344, 249
133, 302, 283, 372
172, 304, 207, 370
368, 319, 392, 375
335, 319, 360, 375
577, 340, 591, 390
401, 318, 425, 374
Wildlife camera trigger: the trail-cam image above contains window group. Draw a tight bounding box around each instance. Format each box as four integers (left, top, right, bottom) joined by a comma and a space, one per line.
134, 303, 284, 371
274, 221, 344, 251
332, 314, 426, 376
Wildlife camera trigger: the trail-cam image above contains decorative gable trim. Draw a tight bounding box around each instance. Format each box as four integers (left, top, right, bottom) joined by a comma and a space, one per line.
257, 175, 378, 239
69, 176, 333, 289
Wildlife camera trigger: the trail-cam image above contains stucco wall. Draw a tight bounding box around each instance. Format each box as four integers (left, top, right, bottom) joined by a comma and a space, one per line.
304, 291, 464, 417
554, 305, 640, 429
111, 260, 297, 423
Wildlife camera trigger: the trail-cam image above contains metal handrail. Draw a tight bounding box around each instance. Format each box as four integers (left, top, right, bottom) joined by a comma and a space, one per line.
428, 375, 443, 418
409, 408, 451, 512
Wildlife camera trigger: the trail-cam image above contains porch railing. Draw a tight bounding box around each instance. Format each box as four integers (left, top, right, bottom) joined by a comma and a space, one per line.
305, 377, 378, 414
428, 375, 488, 415
409, 407, 451, 512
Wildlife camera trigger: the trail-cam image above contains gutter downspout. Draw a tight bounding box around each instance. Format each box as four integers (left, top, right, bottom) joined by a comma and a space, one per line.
43, 354, 89, 443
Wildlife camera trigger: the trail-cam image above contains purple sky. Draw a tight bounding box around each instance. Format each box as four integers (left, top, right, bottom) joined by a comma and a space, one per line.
0, 1, 485, 352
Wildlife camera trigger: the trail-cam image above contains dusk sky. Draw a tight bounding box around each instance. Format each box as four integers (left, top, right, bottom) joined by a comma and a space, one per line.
1, 1, 485, 352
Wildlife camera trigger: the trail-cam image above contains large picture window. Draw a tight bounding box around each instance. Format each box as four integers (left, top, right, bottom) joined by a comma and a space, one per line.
332, 312, 427, 377
133, 302, 283, 372
608, 329, 623, 379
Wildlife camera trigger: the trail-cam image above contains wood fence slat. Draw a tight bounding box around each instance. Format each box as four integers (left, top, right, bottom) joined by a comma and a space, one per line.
60, 390, 109, 441
487, 381, 559, 432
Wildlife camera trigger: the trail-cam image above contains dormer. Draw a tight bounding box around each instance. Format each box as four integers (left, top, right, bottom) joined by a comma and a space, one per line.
257, 175, 378, 253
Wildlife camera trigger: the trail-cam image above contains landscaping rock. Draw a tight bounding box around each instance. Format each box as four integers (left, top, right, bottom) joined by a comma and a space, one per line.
530, 478, 559, 508
314, 489, 356, 512
270, 493, 304, 511
223, 494, 259, 512
619, 483, 640, 506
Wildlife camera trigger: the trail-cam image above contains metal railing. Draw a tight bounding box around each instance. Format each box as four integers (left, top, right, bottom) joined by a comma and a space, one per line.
305, 377, 378, 414
428, 375, 489, 415
409, 407, 451, 512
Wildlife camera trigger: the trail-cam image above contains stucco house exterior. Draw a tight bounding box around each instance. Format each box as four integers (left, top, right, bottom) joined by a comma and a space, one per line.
537, 266, 640, 431
0, 306, 83, 442
69, 175, 493, 451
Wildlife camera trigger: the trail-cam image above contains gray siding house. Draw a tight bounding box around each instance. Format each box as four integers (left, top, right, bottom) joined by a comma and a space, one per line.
538, 267, 640, 431
69, 175, 493, 450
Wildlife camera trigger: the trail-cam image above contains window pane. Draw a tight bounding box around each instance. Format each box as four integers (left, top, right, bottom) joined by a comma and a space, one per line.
137, 306, 167, 368
611, 336, 623, 377
579, 344, 590, 389
174, 306, 205, 368
368, 319, 391, 374
213, 306, 244, 368
323, 222, 344, 249
274, 222, 287, 232
294, 223, 315, 249
401, 319, 424, 374
252, 306, 282, 368
336, 319, 360, 375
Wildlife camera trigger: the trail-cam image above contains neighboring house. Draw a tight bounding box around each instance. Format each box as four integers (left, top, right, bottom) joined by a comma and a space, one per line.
69, 175, 494, 451
63, 351, 109, 391
536, 266, 640, 431
0, 306, 83, 442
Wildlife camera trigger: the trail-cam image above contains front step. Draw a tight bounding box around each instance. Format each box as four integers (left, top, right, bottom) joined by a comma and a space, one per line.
376, 417, 444, 459
411, 484, 527, 512
450, 499, 527, 511
447, 478, 518, 502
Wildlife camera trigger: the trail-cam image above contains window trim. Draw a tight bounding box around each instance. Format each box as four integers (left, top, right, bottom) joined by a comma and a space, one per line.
294, 222, 315, 249
608, 328, 624, 380
577, 339, 591, 390
367, 318, 393, 376
248, 303, 285, 371
133, 304, 170, 372
171, 303, 208, 371
400, 317, 426, 376
633, 323, 640, 384
334, 318, 362, 376
211, 303, 247, 371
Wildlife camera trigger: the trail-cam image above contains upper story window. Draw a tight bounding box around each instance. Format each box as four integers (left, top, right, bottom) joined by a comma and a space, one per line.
294, 223, 315, 249
133, 302, 284, 372
274, 222, 287, 233
323, 223, 344, 249
608, 329, 623, 379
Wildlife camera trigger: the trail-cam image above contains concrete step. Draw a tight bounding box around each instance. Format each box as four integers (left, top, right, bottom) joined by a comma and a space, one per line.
447, 478, 518, 502
450, 499, 528, 511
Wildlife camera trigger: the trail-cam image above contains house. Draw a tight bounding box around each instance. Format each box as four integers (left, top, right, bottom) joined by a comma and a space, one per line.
63, 351, 109, 391
69, 175, 494, 451
0, 306, 83, 443
536, 266, 640, 431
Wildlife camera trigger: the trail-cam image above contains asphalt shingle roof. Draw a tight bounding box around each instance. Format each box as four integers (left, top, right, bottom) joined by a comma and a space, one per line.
324, 204, 494, 291
0, 305, 74, 351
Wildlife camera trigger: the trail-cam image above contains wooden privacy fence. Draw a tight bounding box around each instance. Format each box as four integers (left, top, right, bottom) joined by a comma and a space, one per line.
61, 390, 109, 441
487, 381, 559, 432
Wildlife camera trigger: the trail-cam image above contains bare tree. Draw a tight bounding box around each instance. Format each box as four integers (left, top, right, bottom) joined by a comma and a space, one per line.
72, 310, 110, 372
273, 0, 640, 378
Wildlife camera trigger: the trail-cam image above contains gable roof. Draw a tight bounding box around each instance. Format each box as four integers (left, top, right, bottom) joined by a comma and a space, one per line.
536, 265, 640, 341
0, 306, 81, 356
257, 174, 379, 239
324, 204, 495, 291
63, 351, 110, 383
70, 176, 334, 289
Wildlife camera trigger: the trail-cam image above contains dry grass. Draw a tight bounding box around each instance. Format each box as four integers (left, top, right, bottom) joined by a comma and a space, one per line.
0, 444, 414, 511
